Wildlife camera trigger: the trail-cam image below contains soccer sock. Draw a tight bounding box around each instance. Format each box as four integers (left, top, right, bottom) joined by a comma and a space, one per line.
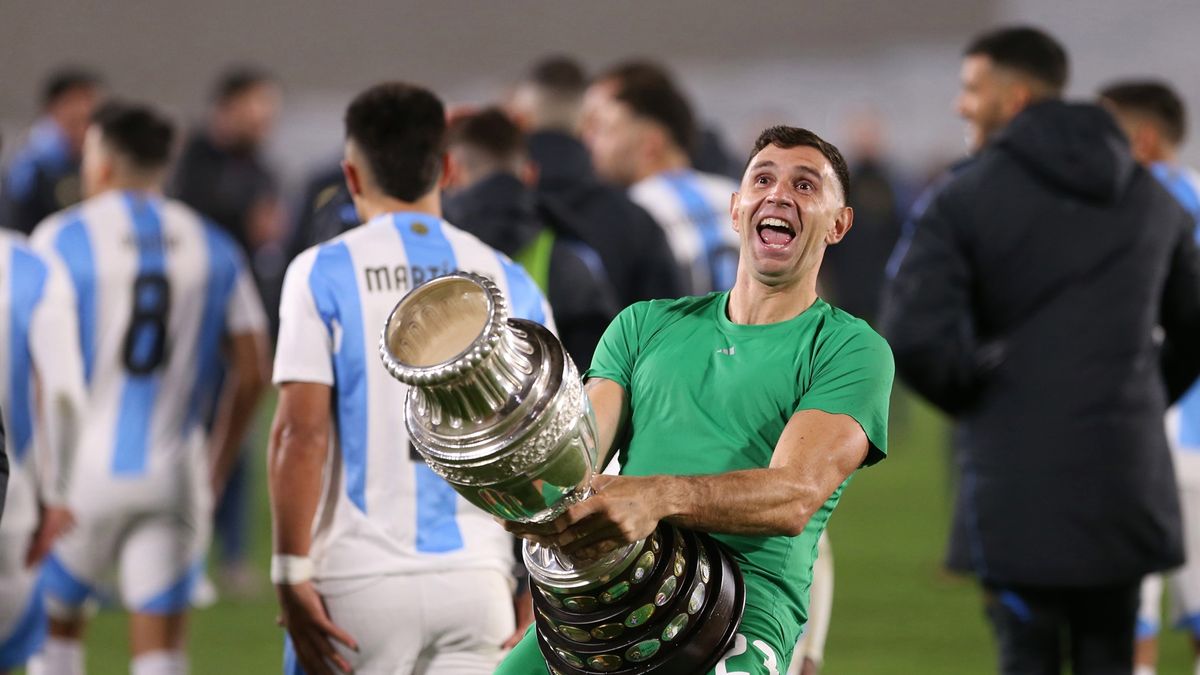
1133, 665, 1155, 675
27, 636, 85, 675
131, 650, 188, 675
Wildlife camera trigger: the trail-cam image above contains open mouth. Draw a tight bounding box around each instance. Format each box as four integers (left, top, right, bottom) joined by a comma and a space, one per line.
756, 217, 796, 249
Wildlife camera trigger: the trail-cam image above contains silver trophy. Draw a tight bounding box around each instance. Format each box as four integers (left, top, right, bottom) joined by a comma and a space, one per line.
380, 272, 743, 674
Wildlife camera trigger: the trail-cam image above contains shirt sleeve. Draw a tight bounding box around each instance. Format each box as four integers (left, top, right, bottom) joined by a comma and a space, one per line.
225, 263, 268, 335
794, 324, 895, 466
582, 302, 648, 390
272, 249, 334, 386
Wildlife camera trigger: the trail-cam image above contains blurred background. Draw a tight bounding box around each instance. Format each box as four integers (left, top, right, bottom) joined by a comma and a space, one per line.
2, 0, 1198, 672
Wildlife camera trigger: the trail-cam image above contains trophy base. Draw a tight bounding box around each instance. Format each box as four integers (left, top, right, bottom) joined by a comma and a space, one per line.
531, 524, 746, 674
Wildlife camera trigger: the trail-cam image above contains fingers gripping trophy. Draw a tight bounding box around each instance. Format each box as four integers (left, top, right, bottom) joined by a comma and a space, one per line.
380, 273, 745, 674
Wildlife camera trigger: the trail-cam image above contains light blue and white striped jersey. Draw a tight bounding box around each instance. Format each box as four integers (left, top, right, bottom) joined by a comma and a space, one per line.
30, 190, 266, 513
1154, 163, 1200, 452
630, 169, 741, 295
273, 211, 555, 580
0, 232, 85, 535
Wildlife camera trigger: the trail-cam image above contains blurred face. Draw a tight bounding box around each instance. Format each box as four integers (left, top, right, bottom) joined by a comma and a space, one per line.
50, 85, 102, 156
220, 82, 281, 149
955, 55, 1023, 153
80, 125, 112, 198
584, 95, 647, 186
731, 143, 852, 286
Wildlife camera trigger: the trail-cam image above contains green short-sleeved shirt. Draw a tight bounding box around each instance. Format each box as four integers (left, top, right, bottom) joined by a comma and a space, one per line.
585, 291, 893, 641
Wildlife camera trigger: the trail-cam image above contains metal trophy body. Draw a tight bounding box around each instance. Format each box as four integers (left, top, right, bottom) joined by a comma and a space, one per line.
380, 272, 744, 674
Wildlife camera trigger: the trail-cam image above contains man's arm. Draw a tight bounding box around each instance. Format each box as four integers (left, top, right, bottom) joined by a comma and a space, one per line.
268, 381, 356, 675
209, 331, 270, 498
508, 379, 869, 555
1158, 207, 1200, 401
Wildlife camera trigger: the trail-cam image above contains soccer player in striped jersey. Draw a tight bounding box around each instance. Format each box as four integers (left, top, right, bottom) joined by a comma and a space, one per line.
1101, 80, 1200, 675
269, 82, 553, 675
29, 101, 270, 675
0, 200, 87, 673
584, 62, 740, 295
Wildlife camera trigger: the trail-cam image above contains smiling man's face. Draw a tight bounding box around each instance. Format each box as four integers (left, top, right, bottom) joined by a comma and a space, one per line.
731, 143, 852, 286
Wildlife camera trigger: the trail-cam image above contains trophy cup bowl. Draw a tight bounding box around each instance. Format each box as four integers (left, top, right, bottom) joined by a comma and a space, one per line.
380, 272, 744, 674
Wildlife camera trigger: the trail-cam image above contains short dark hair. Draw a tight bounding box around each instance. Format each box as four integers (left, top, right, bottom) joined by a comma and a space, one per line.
212, 66, 275, 104
92, 101, 175, 171
344, 82, 446, 202
447, 108, 524, 164
964, 26, 1068, 94
750, 126, 851, 205
607, 62, 696, 154
42, 67, 102, 108
527, 56, 587, 95
1100, 80, 1187, 146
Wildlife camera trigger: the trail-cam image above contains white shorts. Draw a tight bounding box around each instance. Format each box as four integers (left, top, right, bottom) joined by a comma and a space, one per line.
0, 533, 46, 670
42, 503, 210, 617
1138, 448, 1200, 638
285, 568, 516, 674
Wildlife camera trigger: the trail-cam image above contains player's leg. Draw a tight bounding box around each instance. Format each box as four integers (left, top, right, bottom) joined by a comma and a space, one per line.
418, 568, 515, 674
1134, 574, 1163, 675
788, 531, 832, 675
1065, 580, 1140, 675
983, 585, 1063, 675
0, 533, 48, 675
312, 574, 420, 674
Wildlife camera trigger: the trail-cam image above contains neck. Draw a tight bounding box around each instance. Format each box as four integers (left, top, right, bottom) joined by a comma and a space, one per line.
638, 147, 692, 182
105, 176, 164, 196
355, 190, 442, 223
726, 268, 819, 326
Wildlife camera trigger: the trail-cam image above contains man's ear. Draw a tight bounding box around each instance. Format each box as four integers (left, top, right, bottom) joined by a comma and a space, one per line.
826, 206, 854, 245
438, 152, 455, 190
341, 159, 363, 198
729, 191, 742, 233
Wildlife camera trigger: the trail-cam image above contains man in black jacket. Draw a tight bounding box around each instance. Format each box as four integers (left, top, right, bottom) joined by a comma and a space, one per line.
508, 57, 684, 307
883, 26, 1200, 674
443, 108, 618, 369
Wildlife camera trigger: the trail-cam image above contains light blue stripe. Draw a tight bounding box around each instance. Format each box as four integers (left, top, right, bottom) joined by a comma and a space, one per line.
309, 242, 369, 513
1136, 617, 1159, 640
7, 246, 48, 461
185, 224, 239, 433
0, 574, 47, 669
1178, 611, 1200, 638
497, 253, 546, 325
391, 213, 465, 552
662, 171, 737, 291
41, 553, 93, 607
282, 635, 309, 675
54, 214, 96, 383
136, 560, 204, 614
112, 193, 165, 475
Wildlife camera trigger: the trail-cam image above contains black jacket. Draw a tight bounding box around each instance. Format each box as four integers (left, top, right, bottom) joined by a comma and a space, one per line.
444, 173, 619, 370
882, 101, 1200, 587
528, 131, 685, 307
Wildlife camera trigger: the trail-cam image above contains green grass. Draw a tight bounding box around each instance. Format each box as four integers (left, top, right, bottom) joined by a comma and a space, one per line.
30, 391, 1195, 673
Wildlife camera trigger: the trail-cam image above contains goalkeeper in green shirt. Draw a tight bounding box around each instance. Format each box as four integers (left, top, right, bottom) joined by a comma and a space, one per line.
499, 125, 894, 675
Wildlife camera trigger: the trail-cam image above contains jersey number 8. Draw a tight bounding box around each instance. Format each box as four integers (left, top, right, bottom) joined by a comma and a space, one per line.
123, 273, 171, 374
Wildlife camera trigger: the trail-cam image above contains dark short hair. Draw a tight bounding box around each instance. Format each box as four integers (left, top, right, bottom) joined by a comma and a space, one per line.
964, 26, 1068, 94
42, 67, 102, 108
447, 107, 524, 164
606, 61, 695, 154
1100, 80, 1187, 146
750, 126, 851, 205
212, 66, 275, 104
92, 101, 175, 171
344, 82, 446, 202
527, 56, 587, 95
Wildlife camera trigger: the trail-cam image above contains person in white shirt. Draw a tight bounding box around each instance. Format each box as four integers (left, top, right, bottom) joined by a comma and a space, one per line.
29, 101, 270, 675
270, 82, 552, 675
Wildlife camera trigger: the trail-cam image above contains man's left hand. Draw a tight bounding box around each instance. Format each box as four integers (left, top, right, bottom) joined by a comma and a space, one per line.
25, 505, 74, 568
503, 475, 670, 559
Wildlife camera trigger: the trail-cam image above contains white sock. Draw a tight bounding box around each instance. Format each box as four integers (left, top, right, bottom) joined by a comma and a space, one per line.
1192, 654, 1199, 675
1134, 665, 1156, 675
27, 636, 85, 675
130, 650, 188, 675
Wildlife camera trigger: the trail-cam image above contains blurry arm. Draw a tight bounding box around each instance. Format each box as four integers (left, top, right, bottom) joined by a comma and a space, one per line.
208, 330, 270, 498
268, 382, 332, 558
1158, 208, 1200, 402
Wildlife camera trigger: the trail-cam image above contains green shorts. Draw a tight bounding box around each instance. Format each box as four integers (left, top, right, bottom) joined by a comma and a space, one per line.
495, 606, 794, 675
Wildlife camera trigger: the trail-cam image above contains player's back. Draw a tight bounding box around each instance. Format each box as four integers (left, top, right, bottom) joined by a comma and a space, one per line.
33, 190, 246, 512
629, 169, 740, 294
276, 211, 553, 580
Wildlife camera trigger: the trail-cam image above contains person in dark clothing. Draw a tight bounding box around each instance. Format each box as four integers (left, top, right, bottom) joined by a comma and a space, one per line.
0, 416, 7, 526
287, 162, 359, 263
882, 26, 1200, 675
1, 68, 103, 235
509, 56, 684, 307
444, 107, 618, 369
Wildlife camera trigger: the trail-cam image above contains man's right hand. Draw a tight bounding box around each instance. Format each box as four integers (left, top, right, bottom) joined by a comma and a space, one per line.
276, 581, 358, 675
